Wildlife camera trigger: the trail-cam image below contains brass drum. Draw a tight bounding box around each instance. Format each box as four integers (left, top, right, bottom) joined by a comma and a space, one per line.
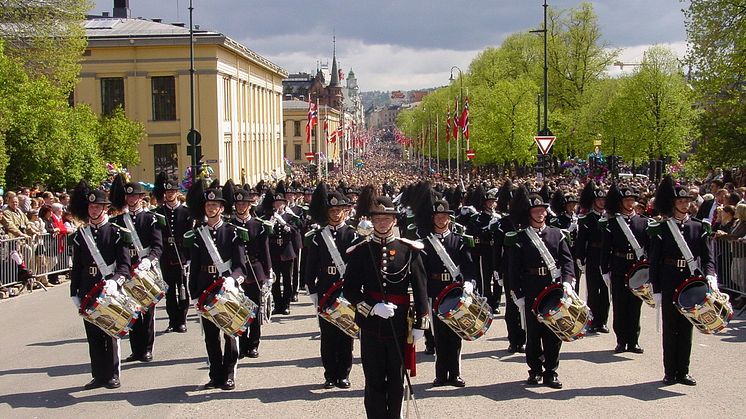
197, 278, 258, 337
673, 277, 733, 334
79, 282, 141, 339
625, 260, 655, 308
433, 283, 493, 341
318, 281, 360, 339
532, 283, 593, 342
124, 266, 168, 311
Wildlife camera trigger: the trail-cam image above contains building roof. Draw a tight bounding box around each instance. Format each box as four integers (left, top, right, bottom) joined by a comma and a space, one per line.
84, 17, 287, 77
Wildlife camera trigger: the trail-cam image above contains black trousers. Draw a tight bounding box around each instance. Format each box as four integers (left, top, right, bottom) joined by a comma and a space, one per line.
239, 284, 262, 353
128, 305, 155, 356
476, 254, 496, 308
291, 249, 303, 297
319, 318, 354, 381
84, 321, 120, 382
610, 270, 642, 346
202, 318, 238, 383
525, 298, 561, 378
271, 259, 293, 310
586, 263, 610, 327
361, 332, 406, 419
662, 297, 693, 378
433, 316, 462, 380
163, 264, 189, 328
504, 292, 526, 348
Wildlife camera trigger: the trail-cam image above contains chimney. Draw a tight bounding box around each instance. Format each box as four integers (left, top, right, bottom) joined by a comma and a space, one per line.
113, 0, 130, 19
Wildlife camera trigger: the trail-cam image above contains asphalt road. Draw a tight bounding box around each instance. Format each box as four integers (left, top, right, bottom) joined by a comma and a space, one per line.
1, 281, 744, 418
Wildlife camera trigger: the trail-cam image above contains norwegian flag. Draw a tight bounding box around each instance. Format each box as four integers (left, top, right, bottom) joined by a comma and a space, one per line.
460, 97, 469, 139
452, 98, 459, 139
446, 108, 452, 143
335, 126, 343, 143
306, 101, 318, 144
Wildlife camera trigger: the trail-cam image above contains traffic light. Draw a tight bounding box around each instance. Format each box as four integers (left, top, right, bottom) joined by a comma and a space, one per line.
187, 129, 203, 164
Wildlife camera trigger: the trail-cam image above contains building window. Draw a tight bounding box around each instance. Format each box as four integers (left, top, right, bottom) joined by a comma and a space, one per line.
294, 144, 301, 161
101, 77, 124, 115
223, 77, 231, 121
294, 121, 301, 137
153, 143, 179, 180
151, 76, 176, 121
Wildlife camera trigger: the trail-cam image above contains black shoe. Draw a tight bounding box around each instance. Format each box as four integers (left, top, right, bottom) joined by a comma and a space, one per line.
507, 345, 518, 354
248, 348, 259, 358
544, 376, 562, 389
432, 377, 447, 387
628, 344, 644, 354
141, 352, 153, 362
614, 344, 626, 354
493, 307, 501, 315
238, 352, 247, 360
424, 346, 435, 355
449, 376, 466, 387
586, 326, 598, 334
323, 379, 336, 389
516, 344, 526, 353
336, 378, 351, 389
124, 354, 140, 363
163, 326, 174, 333
662, 375, 676, 386
203, 380, 219, 389
527, 373, 542, 385
83, 379, 103, 390
176, 324, 187, 333
597, 325, 610, 334
291, 294, 299, 302
222, 378, 236, 390
677, 374, 697, 386
271, 309, 282, 315
105, 377, 121, 389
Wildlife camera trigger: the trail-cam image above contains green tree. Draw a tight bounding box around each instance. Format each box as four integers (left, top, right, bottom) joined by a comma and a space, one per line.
97, 107, 146, 169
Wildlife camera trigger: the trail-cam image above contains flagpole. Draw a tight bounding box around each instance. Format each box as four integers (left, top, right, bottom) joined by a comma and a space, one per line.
427, 113, 432, 176
316, 99, 321, 179
456, 96, 461, 182
436, 114, 440, 175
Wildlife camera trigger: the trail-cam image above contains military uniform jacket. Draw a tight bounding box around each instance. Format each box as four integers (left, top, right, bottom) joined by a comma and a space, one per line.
305, 223, 357, 296
648, 216, 715, 297
419, 230, 475, 299
576, 210, 605, 265
343, 236, 429, 339
230, 215, 271, 287
154, 203, 192, 266
70, 219, 131, 298
506, 226, 575, 300
600, 213, 649, 274
492, 215, 516, 281
467, 211, 499, 257
549, 212, 578, 249
265, 211, 302, 261
113, 208, 163, 265
188, 220, 247, 298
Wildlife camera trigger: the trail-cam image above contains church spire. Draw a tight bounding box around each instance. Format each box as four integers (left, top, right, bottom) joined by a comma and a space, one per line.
329, 34, 340, 87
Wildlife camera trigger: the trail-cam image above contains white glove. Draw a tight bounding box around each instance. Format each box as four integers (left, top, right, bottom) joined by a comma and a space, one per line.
138, 258, 152, 271
514, 296, 525, 310
514, 296, 527, 331
601, 273, 611, 289
104, 279, 118, 294
576, 259, 585, 273
372, 302, 397, 319
463, 281, 474, 295
563, 281, 575, 296
706, 275, 720, 293
653, 293, 662, 308
223, 277, 237, 293
191, 298, 200, 309
71, 296, 81, 309
283, 225, 291, 232
412, 328, 425, 342
492, 271, 501, 284
309, 293, 318, 308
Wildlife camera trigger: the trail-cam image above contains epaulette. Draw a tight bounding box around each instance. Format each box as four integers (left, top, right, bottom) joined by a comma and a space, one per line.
154, 212, 167, 227
452, 222, 467, 235
398, 237, 425, 250
646, 219, 663, 236
599, 217, 608, 228
235, 225, 250, 243
697, 217, 712, 234
183, 229, 196, 247
346, 237, 369, 255
560, 229, 572, 243
456, 231, 475, 248
504, 230, 519, 247
304, 226, 320, 246
259, 218, 275, 236
111, 223, 133, 245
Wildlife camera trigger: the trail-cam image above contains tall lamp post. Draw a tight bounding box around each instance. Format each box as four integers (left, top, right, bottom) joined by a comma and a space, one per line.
449, 66, 463, 182
529, 0, 552, 176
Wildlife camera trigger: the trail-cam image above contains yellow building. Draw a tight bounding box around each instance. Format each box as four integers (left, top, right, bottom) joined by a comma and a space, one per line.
283, 101, 342, 171
75, 13, 288, 185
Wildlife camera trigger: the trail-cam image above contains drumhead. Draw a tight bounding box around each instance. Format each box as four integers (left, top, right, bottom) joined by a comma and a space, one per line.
437, 286, 463, 316
536, 287, 564, 316
677, 279, 708, 310
627, 266, 649, 289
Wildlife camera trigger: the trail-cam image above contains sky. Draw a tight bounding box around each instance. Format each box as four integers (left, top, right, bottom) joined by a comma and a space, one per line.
91, 0, 689, 92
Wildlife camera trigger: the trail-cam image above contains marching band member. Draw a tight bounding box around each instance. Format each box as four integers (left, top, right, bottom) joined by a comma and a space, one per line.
549, 190, 581, 293
466, 186, 501, 314
110, 175, 163, 363
69, 181, 131, 390
577, 180, 610, 334
229, 183, 272, 359
187, 181, 247, 390
344, 186, 429, 419
601, 184, 648, 354
305, 183, 357, 389
649, 176, 715, 386
507, 187, 575, 389
153, 173, 193, 333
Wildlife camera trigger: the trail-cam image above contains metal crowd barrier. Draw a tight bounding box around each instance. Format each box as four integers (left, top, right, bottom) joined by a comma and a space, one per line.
712, 237, 746, 297
0, 233, 72, 288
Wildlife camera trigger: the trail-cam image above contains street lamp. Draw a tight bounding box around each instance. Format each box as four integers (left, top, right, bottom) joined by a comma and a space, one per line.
449, 66, 463, 182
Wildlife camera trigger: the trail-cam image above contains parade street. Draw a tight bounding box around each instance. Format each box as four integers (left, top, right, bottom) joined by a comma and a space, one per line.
0, 283, 743, 418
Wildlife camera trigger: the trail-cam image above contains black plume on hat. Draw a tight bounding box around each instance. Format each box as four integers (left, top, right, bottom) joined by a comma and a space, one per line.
260, 189, 275, 216
497, 179, 513, 213
579, 179, 597, 211
550, 189, 567, 215
208, 178, 221, 190
154, 172, 168, 202
605, 183, 623, 216
355, 185, 376, 217
186, 178, 206, 220
110, 173, 126, 211
654, 175, 676, 217
412, 181, 436, 234
222, 179, 236, 216
538, 184, 552, 204
70, 180, 91, 222
309, 182, 329, 224
509, 185, 531, 228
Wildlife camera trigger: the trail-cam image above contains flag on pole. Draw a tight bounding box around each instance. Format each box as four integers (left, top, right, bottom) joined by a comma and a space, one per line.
446, 108, 452, 143
452, 99, 459, 139
306, 101, 318, 144
460, 97, 469, 139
